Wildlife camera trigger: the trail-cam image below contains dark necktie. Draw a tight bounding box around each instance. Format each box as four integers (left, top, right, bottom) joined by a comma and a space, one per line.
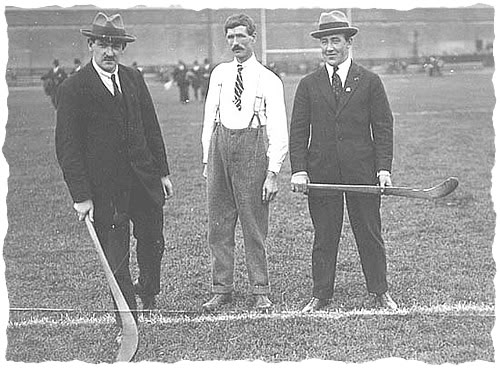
111, 73, 122, 100
233, 63, 244, 110
111, 73, 127, 119
332, 65, 342, 102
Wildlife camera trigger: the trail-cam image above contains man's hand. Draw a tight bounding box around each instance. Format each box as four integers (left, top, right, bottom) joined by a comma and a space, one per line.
202, 164, 208, 179
378, 170, 392, 194
262, 171, 279, 202
161, 176, 174, 200
291, 172, 310, 194
74, 199, 94, 222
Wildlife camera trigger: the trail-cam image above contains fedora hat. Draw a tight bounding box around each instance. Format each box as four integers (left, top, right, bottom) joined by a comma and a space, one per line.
80, 12, 136, 43
310, 10, 358, 39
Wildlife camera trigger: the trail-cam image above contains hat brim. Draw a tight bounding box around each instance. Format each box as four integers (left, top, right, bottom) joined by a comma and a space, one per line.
80, 29, 136, 43
310, 27, 358, 39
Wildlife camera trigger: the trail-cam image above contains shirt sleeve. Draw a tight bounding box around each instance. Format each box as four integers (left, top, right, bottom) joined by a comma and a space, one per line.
201, 66, 221, 164
264, 73, 288, 173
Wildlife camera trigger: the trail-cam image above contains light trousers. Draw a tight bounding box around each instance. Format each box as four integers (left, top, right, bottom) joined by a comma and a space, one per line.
207, 123, 270, 295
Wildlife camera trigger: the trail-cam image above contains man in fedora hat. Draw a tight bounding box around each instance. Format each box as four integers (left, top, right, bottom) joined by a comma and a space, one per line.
55, 12, 174, 325
289, 10, 397, 312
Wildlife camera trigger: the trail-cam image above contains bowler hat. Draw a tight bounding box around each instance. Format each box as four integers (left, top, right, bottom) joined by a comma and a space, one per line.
80, 12, 136, 43
310, 10, 358, 39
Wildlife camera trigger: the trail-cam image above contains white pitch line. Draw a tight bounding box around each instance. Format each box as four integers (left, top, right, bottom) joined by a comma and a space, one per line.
393, 107, 491, 116
8, 303, 494, 328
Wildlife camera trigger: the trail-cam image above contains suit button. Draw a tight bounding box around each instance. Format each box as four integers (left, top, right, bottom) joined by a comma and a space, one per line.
338, 136, 343, 141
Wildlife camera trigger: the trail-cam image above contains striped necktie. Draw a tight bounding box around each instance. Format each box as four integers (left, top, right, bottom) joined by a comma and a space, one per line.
233, 63, 243, 110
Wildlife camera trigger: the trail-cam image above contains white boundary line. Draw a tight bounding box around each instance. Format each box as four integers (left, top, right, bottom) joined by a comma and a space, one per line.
8, 303, 494, 327
393, 108, 492, 116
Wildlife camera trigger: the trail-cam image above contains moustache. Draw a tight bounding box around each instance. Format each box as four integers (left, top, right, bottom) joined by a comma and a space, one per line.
232, 46, 244, 52
103, 57, 115, 62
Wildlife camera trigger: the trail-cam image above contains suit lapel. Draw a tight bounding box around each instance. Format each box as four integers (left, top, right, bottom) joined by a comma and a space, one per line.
336, 62, 363, 116
314, 67, 337, 113
118, 67, 137, 118
83, 63, 116, 106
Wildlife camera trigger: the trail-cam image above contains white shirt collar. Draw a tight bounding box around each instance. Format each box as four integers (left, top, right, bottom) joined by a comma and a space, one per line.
92, 57, 120, 80
233, 53, 258, 68
325, 57, 351, 86
92, 58, 121, 93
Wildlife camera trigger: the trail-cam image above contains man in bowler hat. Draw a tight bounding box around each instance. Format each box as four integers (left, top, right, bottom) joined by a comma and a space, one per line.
55, 12, 174, 325
289, 10, 397, 312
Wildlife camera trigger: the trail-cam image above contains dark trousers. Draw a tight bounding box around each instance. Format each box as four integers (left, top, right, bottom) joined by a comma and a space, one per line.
93, 176, 165, 324
178, 83, 189, 102
308, 192, 388, 299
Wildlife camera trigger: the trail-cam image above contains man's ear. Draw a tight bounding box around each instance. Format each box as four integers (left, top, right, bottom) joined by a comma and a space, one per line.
251, 32, 257, 43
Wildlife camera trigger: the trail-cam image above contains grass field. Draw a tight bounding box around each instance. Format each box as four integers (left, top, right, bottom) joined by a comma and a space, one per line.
2, 68, 496, 365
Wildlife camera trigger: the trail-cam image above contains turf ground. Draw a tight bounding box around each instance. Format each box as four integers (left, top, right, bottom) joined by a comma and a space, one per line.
2, 68, 496, 365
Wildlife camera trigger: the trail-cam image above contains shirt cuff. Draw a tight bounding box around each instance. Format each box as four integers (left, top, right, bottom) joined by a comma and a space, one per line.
292, 171, 308, 178
377, 170, 391, 177
267, 163, 282, 174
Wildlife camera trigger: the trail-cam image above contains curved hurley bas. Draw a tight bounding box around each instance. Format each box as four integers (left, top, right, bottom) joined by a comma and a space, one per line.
308, 177, 459, 199
85, 216, 139, 362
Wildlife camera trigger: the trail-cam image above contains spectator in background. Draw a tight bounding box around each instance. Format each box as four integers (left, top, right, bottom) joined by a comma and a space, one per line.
425, 56, 443, 77
200, 58, 213, 101
188, 60, 202, 101
159, 65, 171, 83
41, 59, 67, 108
132, 61, 144, 75
70, 58, 82, 75
267, 62, 280, 78
173, 60, 190, 103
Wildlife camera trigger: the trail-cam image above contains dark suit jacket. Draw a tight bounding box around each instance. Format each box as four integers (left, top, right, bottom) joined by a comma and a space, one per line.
55, 62, 170, 207
290, 62, 393, 185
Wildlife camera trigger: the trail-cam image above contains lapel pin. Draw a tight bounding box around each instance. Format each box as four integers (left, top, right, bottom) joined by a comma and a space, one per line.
354, 77, 359, 81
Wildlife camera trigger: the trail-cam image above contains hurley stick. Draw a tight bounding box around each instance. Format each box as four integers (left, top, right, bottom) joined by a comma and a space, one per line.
85, 216, 138, 362
307, 177, 459, 199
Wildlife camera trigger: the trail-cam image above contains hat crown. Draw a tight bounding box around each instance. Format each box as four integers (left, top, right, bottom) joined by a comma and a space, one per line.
310, 10, 358, 39
81, 12, 136, 42
93, 12, 125, 32
318, 10, 350, 27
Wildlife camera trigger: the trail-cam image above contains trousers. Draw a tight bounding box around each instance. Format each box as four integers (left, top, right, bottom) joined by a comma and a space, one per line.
93, 174, 164, 324
308, 192, 388, 299
207, 123, 270, 295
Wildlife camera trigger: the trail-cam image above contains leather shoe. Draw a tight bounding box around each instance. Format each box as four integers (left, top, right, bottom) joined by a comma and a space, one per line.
301, 297, 330, 312
254, 295, 273, 311
376, 292, 398, 310
202, 293, 232, 312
